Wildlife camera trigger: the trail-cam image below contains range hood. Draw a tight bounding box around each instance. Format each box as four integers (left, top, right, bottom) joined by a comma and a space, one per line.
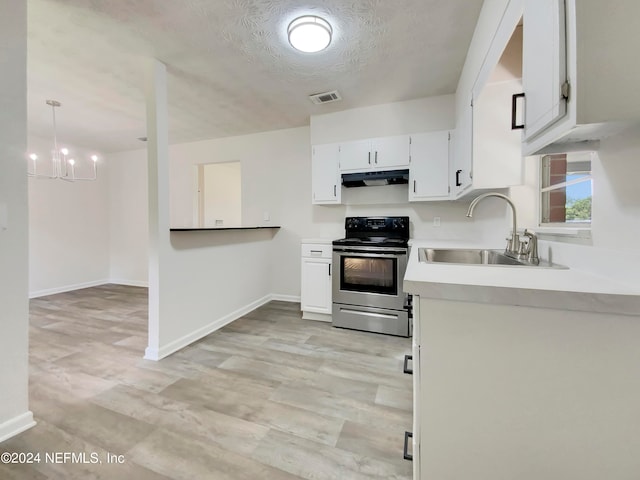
341, 169, 409, 188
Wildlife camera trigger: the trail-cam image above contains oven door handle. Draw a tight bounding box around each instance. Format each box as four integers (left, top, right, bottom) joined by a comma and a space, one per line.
333, 248, 407, 256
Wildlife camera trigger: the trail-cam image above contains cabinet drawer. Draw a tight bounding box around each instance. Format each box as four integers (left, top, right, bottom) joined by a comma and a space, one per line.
301, 244, 332, 259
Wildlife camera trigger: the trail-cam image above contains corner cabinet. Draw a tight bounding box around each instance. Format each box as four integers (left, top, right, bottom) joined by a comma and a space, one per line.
521, 0, 640, 154
452, 0, 524, 198
409, 130, 451, 201
300, 243, 332, 322
312, 143, 341, 205
339, 135, 410, 173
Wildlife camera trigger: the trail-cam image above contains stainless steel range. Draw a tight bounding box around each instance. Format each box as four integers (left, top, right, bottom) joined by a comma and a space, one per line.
332, 216, 411, 337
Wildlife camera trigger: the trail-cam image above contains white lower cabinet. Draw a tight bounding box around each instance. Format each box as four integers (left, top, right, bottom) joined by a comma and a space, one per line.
412, 295, 640, 479
300, 243, 332, 321
411, 296, 421, 479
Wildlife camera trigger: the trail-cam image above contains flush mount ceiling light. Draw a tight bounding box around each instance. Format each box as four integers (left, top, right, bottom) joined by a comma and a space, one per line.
287, 15, 332, 53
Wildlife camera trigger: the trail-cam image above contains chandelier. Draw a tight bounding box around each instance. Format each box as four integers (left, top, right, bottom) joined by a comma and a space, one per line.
28, 100, 98, 181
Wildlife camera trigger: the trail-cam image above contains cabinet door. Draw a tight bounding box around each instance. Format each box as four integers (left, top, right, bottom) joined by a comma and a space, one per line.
372, 135, 410, 170
473, 79, 524, 188
338, 139, 372, 172
452, 93, 473, 196
300, 258, 332, 314
412, 296, 421, 480
409, 131, 450, 202
312, 144, 341, 204
522, 0, 567, 141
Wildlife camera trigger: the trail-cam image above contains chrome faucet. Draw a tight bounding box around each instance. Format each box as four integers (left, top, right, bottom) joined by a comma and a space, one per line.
522, 229, 539, 265
466, 192, 521, 257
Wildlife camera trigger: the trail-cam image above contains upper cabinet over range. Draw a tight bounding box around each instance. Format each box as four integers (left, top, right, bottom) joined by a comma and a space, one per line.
338, 135, 410, 172
521, 0, 640, 155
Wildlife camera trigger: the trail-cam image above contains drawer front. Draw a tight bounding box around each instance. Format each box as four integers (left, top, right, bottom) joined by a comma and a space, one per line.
301, 243, 332, 259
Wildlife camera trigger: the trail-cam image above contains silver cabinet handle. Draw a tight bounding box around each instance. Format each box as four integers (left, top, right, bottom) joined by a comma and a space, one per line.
328, 264, 331, 276
310, 250, 323, 255
413, 180, 416, 193
333, 185, 336, 197
368, 151, 371, 164
374, 151, 378, 164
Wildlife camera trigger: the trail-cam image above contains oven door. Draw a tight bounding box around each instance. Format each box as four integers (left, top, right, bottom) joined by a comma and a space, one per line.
332, 246, 408, 311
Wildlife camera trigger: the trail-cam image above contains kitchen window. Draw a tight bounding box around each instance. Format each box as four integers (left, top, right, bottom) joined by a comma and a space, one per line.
540, 152, 593, 227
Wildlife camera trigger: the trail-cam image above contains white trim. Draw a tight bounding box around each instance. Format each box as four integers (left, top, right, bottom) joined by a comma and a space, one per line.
144, 294, 275, 361
521, 226, 591, 237
109, 278, 149, 288
29, 279, 109, 298
270, 294, 300, 303
0, 411, 36, 443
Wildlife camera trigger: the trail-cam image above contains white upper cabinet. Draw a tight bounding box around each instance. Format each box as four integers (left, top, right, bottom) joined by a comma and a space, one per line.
472, 78, 524, 189
452, 93, 473, 196
521, 0, 640, 155
451, 0, 525, 199
409, 131, 451, 202
337, 139, 371, 172
372, 135, 411, 170
339, 135, 410, 173
522, 0, 567, 141
311, 143, 341, 205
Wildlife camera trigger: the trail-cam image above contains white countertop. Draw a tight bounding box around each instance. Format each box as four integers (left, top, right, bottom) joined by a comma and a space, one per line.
404, 240, 640, 316
301, 238, 334, 245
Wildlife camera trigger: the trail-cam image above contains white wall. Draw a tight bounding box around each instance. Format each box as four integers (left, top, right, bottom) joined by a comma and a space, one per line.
28, 135, 110, 296
509, 126, 640, 285
310, 95, 457, 144
202, 162, 242, 227
168, 126, 315, 300
0, 0, 35, 442
108, 147, 148, 286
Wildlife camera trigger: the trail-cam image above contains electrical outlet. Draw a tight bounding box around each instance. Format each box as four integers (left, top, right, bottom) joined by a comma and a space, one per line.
433, 216, 441, 227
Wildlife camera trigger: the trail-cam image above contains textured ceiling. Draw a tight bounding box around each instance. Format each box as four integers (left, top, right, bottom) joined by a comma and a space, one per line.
27, 0, 484, 153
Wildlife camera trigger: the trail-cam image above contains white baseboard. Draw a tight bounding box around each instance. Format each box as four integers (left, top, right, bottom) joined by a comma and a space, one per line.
144, 294, 275, 361
0, 411, 36, 443
109, 278, 149, 288
29, 279, 110, 299
271, 294, 300, 303
302, 311, 332, 322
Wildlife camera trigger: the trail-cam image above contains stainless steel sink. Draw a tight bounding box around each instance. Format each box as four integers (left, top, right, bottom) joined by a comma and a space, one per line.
418, 248, 567, 268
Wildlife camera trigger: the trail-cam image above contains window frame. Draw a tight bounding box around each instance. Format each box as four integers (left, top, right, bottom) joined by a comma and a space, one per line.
538, 151, 593, 229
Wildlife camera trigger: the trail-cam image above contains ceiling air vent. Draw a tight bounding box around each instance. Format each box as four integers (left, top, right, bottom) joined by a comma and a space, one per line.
309, 90, 342, 105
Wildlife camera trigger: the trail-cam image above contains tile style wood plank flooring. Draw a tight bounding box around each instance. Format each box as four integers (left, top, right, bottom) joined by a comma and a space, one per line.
1, 285, 413, 479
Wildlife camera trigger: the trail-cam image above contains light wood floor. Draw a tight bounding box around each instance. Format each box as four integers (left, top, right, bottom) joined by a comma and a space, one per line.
1, 284, 413, 479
